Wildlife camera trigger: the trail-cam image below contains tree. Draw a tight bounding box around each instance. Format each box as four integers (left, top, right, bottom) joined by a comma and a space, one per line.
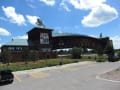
82, 47, 88, 54
22, 48, 29, 64
71, 47, 82, 59
1, 50, 11, 65
117, 51, 120, 58
104, 41, 114, 56
96, 47, 103, 56
29, 50, 39, 62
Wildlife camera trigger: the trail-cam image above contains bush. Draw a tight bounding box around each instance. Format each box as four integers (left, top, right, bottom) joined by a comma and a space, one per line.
96, 56, 107, 62
96, 59, 106, 62
117, 51, 120, 58
70, 47, 82, 59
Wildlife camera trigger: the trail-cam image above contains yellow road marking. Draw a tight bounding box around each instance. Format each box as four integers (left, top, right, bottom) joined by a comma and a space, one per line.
62, 63, 96, 71
29, 72, 49, 78
14, 75, 22, 82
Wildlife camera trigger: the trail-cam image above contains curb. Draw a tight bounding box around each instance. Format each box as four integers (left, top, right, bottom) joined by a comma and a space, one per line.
96, 68, 120, 83
13, 61, 95, 75
96, 75, 120, 83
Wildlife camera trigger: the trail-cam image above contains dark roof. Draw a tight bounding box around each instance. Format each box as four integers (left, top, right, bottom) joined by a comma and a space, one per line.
2, 33, 102, 46
27, 27, 53, 33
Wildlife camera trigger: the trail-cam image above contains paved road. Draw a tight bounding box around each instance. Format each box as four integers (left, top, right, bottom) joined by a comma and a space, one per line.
0, 61, 120, 90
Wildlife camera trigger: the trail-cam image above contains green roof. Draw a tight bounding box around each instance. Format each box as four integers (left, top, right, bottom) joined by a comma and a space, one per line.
3, 39, 28, 46
52, 33, 88, 37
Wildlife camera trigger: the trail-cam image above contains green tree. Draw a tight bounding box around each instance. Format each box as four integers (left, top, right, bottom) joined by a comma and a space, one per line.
97, 47, 103, 56
29, 50, 39, 62
22, 48, 29, 64
82, 47, 88, 54
71, 47, 82, 59
117, 51, 120, 58
104, 41, 114, 55
1, 50, 11, 65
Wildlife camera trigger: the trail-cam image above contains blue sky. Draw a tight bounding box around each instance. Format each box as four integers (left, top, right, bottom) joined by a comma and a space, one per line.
0, 0, 120, 49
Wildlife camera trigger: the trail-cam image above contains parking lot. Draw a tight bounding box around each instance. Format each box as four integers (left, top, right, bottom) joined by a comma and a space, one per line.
1, 61, 120, 90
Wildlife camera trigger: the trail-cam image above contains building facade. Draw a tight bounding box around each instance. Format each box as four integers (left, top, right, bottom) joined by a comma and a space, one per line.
1, 27, 113, 62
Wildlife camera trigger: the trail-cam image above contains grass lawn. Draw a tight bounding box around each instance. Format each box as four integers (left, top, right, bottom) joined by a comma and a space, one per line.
0, 56, 108, 71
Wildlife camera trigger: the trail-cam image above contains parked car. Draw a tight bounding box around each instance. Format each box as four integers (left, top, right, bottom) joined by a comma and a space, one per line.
108, 55, 119, 62
0, 70, 14, 84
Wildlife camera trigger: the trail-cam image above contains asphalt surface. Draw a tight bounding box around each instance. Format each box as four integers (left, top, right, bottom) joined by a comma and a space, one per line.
0, 61, 120, 90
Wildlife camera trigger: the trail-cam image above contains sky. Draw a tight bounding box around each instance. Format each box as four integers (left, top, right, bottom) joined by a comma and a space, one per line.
0, 0, 120, 49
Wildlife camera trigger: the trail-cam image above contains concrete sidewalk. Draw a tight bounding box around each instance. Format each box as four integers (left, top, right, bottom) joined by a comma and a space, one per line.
13, 61, 96, 75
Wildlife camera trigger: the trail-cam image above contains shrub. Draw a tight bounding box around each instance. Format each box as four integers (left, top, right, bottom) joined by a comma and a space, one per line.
96, 56, 107, 62
96, 59, 106, 62
117, 51, 120, 58
70, 47, 82, 59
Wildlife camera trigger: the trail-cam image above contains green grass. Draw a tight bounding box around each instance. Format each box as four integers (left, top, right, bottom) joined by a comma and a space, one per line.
0, 56, 108, 71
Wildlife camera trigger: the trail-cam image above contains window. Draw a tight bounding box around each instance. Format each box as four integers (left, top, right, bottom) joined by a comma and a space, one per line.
8, 47, 14, 51
16, 47, 22, 51
40, 33, 49, 44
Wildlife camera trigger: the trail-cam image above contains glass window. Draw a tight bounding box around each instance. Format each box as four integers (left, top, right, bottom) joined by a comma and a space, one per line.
16, 47, 22, 51
40, 33, 49, 44
8, 47, 14, 51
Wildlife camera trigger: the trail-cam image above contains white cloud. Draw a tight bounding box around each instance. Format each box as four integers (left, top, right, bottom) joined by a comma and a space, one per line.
89, 35, 97, 38
60, 1, 71, 12
0, 28, 11, 36
13, 35, 28, 39
26, 15, 39, 25
61, 0, 118, 27
67, 0, 106, 10
39, 0, 55, 6
53, 26, 63, 34
61, 0, 106, 10
111, 36, 120, 49
0, 43, 5, 48
2, 6, 26, 25
81, 4, 118, 27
